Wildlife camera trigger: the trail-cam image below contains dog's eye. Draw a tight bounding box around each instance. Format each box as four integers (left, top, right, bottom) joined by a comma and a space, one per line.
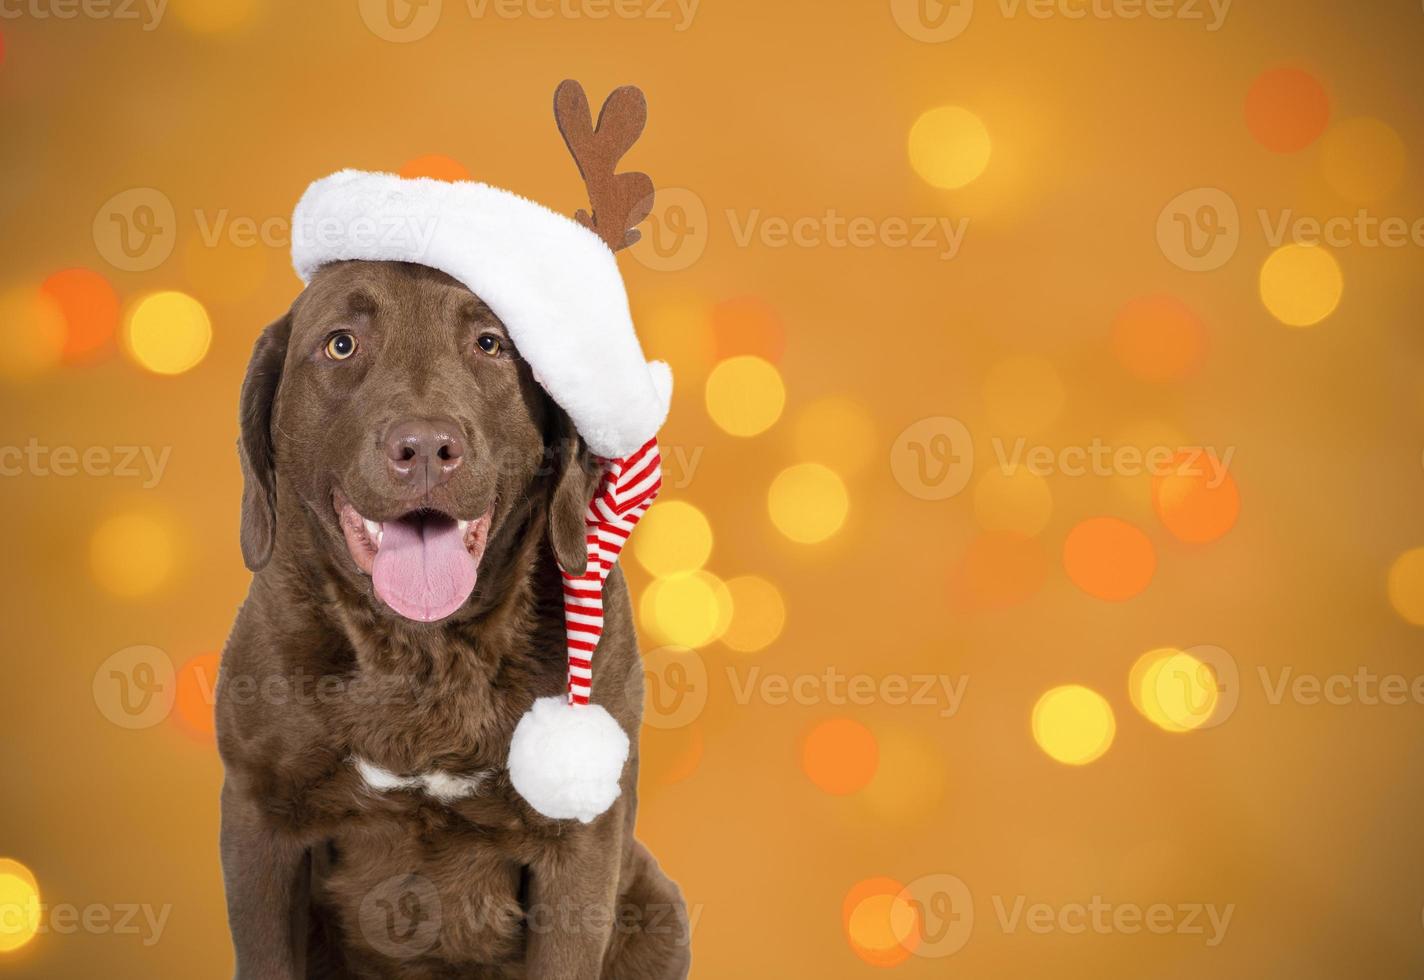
476, 334, 502, 357
325, 332, 358, 361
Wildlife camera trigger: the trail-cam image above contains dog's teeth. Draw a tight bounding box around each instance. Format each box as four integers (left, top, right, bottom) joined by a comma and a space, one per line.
457, 520, 471, 535
363, 519, 383, 545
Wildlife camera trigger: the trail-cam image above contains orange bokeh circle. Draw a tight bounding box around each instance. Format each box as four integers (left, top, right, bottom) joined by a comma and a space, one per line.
842, 876, 918, 968
948, 530, 1047, 611
172, 652, 220, 741
42, 267, 119, 362
1153, 450, 1240, 544
802, 718, 879, 795
711, 295, 785, 363
1245, 67, 1330, 153
398, 154, 470, 182
1063, 517, 1156, 601
1111, 293, 1206, 382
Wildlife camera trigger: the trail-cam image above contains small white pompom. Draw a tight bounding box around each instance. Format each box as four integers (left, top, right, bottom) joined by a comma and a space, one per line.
508, 696, 630, 823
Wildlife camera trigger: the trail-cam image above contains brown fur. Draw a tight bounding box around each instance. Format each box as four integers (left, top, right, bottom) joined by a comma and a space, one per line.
218, 261, 690, 978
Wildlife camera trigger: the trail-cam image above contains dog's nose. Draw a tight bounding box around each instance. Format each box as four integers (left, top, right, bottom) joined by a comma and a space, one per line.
384, 418, 465, 490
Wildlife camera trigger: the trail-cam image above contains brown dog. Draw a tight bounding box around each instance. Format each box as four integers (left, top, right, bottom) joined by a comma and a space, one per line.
217, 256, 690, 977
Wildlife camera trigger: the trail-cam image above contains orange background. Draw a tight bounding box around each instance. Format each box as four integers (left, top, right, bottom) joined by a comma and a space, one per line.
2, 0, 1424, 976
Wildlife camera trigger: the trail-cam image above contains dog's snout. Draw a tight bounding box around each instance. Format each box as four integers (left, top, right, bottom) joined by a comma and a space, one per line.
384, 418, 465, 490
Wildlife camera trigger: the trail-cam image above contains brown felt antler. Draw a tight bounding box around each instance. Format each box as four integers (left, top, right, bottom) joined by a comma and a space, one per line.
554, 79, 655, 252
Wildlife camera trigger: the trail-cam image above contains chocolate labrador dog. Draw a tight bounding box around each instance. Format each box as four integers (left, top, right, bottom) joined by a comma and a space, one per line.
216, 256, 689, 977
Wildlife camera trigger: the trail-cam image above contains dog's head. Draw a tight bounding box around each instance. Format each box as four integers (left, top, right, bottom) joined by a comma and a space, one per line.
238, 260, 601, 624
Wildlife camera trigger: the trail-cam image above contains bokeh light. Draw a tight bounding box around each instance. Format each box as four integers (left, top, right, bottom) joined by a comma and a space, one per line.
1320, 116, 1406, 202
0, 284, 66, 380
792, 396, 877, 475
767, 463, 849, 544
720, 575, 786, 653
640, 571, 732, 648
90, 511, 178, 598
398, 154, 471, 182
908, 105, 991, 189
1259, 244, 1343, 327
948, 530, 1046, 610
1111, 293, 1207, 382
1387, 547, 1424, 626
802, 717, 879, 795
173, 652, 220, 741
1063, 517, 1156, 602
982, 355, 1065, 434
860, 727, 946, 825
842, 877, 917, 968
640, 723, 705, 785
41, 267, 119, 362
633, 500, 713, 577
1032, 685, 1116, 765
637, 295, 715, 378
123, 291, 213, 375
1152, 450, 1240, 544
1129, 648, 1221, 733
711, 295, 785, 362
1244, 67, 1330, 152
704, 355, 785, 437
169, 0, 262, 33
0, 858, 40, 953
973, 466, 1053, 537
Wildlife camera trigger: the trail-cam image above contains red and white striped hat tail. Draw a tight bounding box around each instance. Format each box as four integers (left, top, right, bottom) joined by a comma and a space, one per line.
560, 438, 662, 706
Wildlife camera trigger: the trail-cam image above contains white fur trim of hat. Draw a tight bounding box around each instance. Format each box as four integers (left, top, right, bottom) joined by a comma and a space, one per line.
290, 169, 671, 459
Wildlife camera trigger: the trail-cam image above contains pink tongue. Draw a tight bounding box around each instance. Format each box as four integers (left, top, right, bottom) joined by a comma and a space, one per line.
371, 513, 478, 622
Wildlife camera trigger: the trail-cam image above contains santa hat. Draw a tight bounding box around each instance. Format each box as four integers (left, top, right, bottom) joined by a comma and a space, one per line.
290, 82, 667, 824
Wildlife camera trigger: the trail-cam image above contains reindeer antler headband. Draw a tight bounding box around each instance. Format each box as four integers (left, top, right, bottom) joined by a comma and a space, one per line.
289, 81, 670, 824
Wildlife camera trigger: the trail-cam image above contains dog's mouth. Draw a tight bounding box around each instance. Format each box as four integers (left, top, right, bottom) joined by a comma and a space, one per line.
335, 492, 493, 623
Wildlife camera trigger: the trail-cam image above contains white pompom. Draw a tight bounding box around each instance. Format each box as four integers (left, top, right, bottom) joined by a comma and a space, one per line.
508, 696, 630, 824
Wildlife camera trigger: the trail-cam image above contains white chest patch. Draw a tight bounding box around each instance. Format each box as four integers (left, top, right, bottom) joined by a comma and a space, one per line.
353, 757, 492, 803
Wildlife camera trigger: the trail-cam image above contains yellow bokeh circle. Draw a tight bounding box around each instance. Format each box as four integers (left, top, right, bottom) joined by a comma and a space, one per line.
973, 466, 1053, 536
908, 106, 992, 190
1031, 685, 1115, 765
0, 858, 41, 953
792, 396, 877, 475
0, 285, 66, 380
169, 0, 262, 33
1129, 648, 1220, 733
704, 355, 785, 437
90, 511, 178, 598
641, 571, 733, 648
123, 291, 213, 375
1387, 547, 1424, 626
632, 501, 713, 577
1259, 244, 1343, 327
721, 575, 786, 653
1321, 117, 1406, 202
847, 892, 918, 954
768, 463, 849, 544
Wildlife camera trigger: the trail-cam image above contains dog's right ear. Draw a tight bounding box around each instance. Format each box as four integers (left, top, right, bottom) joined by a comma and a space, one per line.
238, 314, 292, 572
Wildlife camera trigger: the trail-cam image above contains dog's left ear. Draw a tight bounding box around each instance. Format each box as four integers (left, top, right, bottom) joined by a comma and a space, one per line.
238, 314, 292, 572
547, 412, 601, 578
